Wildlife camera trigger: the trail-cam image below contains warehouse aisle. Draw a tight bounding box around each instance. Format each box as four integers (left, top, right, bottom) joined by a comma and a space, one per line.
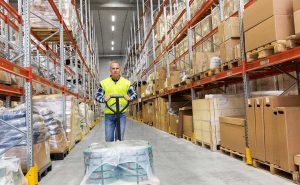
40, 118, 294, 185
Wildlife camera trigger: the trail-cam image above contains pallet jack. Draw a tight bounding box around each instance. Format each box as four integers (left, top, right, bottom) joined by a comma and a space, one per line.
105, 95, 129, 141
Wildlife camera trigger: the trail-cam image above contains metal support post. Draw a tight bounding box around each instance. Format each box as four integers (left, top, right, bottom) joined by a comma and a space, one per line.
46, 50, 51, 94
239, 0, 252, 165
186, 0, 193, 69
5, 96, 11, 108
23, 0, 34, 171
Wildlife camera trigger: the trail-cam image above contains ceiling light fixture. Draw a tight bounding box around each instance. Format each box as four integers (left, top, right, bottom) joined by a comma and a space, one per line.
112, 26, 115, 31
111, 41, 114, 45
111, 46, 114, 51
112, 15, 115, 22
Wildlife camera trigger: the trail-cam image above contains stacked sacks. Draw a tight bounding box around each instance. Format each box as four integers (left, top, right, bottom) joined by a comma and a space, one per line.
38, 108, 68, 153
0, 104, 51, 172
0, 157, 28, 185
81, 140, 160, 185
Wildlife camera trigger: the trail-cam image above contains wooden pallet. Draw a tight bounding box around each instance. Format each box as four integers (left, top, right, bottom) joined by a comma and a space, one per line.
252, 159, 300, 183
221, 60, 242, 71
31, 27, 72, 42
246, 40, 288, 62
286, 34, 300, 49
50, 148, 69, 160
190, 73, 201, 81
195, 140, 220, 151
169, 132, 177, 137
38, 162, 52, 181
203, 67, 221, 77
183, 134, 194, 143
220, 147, 246, 162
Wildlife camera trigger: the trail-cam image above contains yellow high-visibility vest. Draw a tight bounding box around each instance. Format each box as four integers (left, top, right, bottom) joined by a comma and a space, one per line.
100, 76, 130, 114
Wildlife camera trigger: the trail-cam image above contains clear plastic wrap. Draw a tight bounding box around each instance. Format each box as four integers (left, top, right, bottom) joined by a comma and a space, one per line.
0, 157, 28, 185
0, 105, 49, 150
81, 140, 160, 185
4, 142, 51, 173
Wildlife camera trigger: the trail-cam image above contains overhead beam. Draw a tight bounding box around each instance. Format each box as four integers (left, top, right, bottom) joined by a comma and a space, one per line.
90, 3, 136, 10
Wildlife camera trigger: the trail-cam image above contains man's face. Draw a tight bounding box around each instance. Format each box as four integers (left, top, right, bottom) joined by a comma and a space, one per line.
110, 63, 120, 77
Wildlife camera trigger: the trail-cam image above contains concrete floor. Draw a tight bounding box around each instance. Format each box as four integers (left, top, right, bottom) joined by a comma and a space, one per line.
40, 118, 294, 185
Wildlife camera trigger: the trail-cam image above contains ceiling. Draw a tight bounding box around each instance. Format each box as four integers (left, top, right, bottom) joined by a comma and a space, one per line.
91, 0, 137, 56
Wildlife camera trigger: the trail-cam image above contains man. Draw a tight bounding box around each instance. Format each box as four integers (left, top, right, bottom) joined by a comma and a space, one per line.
95, 62, 138, 142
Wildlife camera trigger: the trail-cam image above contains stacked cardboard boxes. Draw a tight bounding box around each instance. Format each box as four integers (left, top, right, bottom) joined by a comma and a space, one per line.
247, 96, 300, 172
192, 95, 244, 150
244, 0, 294, 52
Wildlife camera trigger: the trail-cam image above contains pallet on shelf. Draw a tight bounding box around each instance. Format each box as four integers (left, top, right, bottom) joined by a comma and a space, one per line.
202, 67, 221, 77
221, 60, 242, 72
190, 73, 201, 82
252, 159, 300, 183
286, 34, 300, 49
246, 40, 288, 62
220, 147, 246, 162
38, 162, 52, 182
195, 140, 220, 151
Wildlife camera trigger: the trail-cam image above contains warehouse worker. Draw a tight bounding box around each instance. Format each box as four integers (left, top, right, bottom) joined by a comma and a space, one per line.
95, 62, 138, 142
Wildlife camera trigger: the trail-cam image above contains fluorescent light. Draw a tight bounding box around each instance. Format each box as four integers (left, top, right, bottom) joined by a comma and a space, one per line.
111, 41, 114, 45
111, 47, 114, 51
112, 15, 115, 22
112, 26, 115, 31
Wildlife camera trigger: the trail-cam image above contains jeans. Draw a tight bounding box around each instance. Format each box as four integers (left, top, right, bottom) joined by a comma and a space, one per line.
105, 113, 126, 142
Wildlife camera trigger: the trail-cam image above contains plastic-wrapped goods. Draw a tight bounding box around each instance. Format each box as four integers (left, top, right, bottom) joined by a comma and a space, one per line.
209, 56, 221, 69
0, 104, 49, 149
33, 94, 81, 149
0, 70, 12, 85
212, 6, 221, 30
30, 0, 74, 30
0, 157, 28, 185
4, 142, 51, 173
79, 103, 94, 128
81, 141, 160, 185
38, 108, 68, 153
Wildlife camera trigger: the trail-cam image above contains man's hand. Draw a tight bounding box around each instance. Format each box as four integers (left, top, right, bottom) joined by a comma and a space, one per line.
104, 96, 111, 102
124, 95, 131, 101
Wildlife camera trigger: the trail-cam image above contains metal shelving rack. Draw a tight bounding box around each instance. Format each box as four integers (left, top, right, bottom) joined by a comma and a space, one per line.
0, 0, 99, 176
125, 0, 300, 163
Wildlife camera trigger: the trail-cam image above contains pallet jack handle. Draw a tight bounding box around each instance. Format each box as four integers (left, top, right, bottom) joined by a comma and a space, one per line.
105, 95, 129, 141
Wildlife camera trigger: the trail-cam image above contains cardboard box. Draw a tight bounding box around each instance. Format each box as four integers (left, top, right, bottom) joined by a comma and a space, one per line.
201, 15, 212, 37
234, 44, 241, 60
178, 107, 192, 138
295, 155, 300, 166
244, 0, 293, 31
169, 114, 178, 134
220, 39, 240, 63
224, 17, 240, 41
247, 98, 257, 159
167, 71, 181, 87
245, 15, 294, 52
212, 6, 220, 29
183, 115, 193, 137
275, 107, 300, 172
294, 9, 300, 34
219, 116, 245, 154
263, 96, 300, 165
293, 0, 300, 12
218, 21, 225, 43
254, 97, 266, 161
213, 33, 220, 52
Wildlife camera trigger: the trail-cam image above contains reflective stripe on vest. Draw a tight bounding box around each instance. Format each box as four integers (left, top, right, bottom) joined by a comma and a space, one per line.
100, 76, 130, 114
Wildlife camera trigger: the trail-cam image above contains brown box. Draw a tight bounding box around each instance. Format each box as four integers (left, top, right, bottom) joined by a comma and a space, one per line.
275, 107, 300, 172
169, 114, 178, 134
220, 39, 240, 63
168, 71, 181, 87
141, 84, 147, 95
294, 0, 300, 12
178, 107, 193, 138
183, 115, 193, 137
244, 0, 293, 31
218, 21, 225, 43
247, 98, 257, 159
245, 15, 294, 52
295, 155, 300, 166
263, 96, 300, 165
224, 17, 240, 41
254, 97, 266, 161
219, 116, 245, 154
294, 9, 300, 34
